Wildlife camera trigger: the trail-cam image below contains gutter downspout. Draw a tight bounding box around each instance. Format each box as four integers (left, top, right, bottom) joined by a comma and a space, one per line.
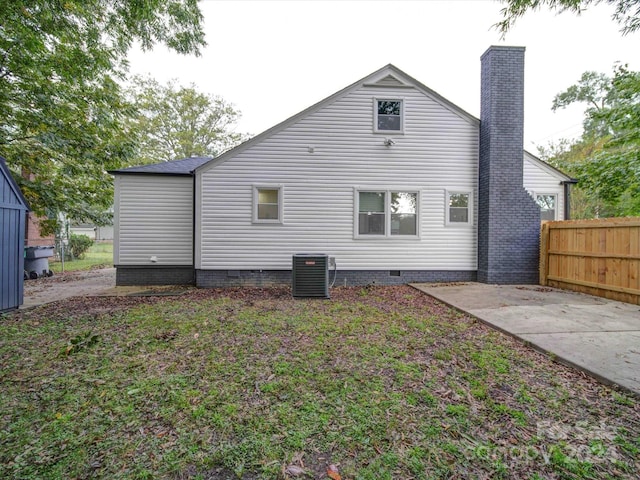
561, 179, 578, 220
191, 171, 197, 285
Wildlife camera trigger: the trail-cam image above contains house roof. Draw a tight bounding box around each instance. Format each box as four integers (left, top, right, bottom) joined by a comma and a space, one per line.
113, 65, 574, 183
195, 63, 481, 174
0, 156, 30, 210
524, 151, 577, 183
109, 156, 213, 176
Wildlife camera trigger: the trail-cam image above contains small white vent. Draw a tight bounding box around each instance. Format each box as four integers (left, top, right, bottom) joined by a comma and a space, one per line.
374, 75, 407, 87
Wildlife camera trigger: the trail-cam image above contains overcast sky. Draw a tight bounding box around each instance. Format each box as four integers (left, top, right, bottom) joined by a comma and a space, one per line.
127, 0, 639, 153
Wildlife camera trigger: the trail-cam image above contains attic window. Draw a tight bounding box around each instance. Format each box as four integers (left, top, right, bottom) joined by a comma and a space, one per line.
374, 99, 403, 133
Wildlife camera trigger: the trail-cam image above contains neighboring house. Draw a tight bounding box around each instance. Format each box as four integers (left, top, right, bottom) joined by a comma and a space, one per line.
70, 223, 114, 242
1, 156, 29, 311
25, 213, 54, 247
111, 46, 574, 288
18, 172, 55, 248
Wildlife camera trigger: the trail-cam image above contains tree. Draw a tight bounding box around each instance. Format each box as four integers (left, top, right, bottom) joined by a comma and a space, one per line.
125, 77, 249, 164
542, 65, 640, 217
496, 0, 640, 36
537, 137, 612, 218
552, 71, 615, 137
0, 0, 205, 232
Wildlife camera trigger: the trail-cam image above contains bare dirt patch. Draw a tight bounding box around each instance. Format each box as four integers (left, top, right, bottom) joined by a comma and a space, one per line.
22, 267, 117, 308
21, 267, 192, 310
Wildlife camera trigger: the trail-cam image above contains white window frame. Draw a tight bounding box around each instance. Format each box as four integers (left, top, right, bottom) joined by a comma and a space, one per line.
373, 98, 404, 134
445, 190, 473, 226
354, 188, 420, 239
535, 193, 558, 221
252, 185, 283, 224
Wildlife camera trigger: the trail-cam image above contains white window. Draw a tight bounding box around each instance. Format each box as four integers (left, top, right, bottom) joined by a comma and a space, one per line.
391, 192, 417, 235
446, 191, 472, 225
374, 99, 403, 133
536, 194, 557, 221
253, 185, 283, 223
356, 190, 418, 237
358, 191, 386, 235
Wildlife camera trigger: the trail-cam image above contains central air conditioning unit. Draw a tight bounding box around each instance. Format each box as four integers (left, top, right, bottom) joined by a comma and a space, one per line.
292, 254, 329, 298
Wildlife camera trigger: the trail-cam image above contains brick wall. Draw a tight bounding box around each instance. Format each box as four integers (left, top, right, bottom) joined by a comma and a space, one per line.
116, 266, 195, 286
477, 46, 541, 284
25, 213, 55, 247
196, 269, 476, 288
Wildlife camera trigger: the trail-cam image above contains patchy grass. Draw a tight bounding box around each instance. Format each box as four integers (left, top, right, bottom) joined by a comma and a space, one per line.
0, 286, 638, 479
50, 242, 113, 273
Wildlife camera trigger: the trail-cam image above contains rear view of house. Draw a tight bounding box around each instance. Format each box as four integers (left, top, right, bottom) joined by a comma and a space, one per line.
111, 46, 574, 287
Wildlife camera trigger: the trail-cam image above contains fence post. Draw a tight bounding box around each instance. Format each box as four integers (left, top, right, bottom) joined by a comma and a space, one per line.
539, 221, 550, 286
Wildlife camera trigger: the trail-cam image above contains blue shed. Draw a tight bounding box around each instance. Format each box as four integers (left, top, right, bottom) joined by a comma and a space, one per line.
1, 156, 29, 312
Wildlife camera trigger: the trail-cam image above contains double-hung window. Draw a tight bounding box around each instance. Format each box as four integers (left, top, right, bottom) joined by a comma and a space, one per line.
536, 194, 557, 221
374, 99, 403, 133
358, 191, 386, 235
446, 191, 472, 225
253, 185, 283, 223
391, 192, 417, 235
357, 190, 418, 237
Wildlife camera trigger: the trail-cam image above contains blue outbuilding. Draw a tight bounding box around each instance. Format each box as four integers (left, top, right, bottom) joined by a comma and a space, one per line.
1, 156, 29, 312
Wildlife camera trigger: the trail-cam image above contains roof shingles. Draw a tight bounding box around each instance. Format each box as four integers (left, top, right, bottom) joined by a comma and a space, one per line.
109, 156, 213, 176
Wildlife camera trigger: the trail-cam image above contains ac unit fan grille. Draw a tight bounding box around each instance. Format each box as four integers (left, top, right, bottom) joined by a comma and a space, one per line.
292, 254, 329, 298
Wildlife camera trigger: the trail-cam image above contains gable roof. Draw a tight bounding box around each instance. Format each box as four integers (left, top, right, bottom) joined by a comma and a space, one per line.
196, 64, 480, 174
0, 156, 30, 210
524, 151, 576, 183
109, 156, 213, 176
112, 66, 574, 183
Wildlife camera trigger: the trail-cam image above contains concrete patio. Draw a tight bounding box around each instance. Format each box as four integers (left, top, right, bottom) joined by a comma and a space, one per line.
412, 282, 640, 397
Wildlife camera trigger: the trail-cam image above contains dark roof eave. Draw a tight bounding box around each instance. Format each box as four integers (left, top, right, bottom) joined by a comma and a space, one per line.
109, 156, 214, 175
108, 170, 195, 177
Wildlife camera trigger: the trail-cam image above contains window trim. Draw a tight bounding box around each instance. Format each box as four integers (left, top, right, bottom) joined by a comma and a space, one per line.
354, 188, 420, 239
373, 98, 405, 134
445, 189, 473, 226
535, 192, 558, 221
252, 184, 283, 224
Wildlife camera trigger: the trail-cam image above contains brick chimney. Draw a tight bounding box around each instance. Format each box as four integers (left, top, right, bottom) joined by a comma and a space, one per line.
477, 46, 541, 284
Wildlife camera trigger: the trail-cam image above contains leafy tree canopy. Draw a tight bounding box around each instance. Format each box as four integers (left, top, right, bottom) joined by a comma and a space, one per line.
0, 0, 205, 232
496, 0, 640, 35
125, 77, 249, 164
541, 65, 640, 217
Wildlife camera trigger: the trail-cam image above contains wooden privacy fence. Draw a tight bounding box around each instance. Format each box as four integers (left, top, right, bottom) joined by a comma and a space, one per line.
540, 217, 640, 305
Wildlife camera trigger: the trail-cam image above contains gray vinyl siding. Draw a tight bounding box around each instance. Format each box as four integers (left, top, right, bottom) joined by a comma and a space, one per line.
523, 154, 565, 220
114, 175, 194, 266
197, 84, 479, 271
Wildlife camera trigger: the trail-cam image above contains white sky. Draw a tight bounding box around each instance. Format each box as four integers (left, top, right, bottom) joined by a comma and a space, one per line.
127, 0, 639, 153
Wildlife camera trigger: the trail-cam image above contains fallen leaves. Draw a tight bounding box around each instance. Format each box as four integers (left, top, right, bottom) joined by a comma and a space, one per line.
327, 464, 341, 480
284, 464, 305, 477
4, 285, 640, 480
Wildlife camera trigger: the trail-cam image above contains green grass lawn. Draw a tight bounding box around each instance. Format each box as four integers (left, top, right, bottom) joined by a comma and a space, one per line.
49, 242, 113, 273
0, 286, 638, 479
